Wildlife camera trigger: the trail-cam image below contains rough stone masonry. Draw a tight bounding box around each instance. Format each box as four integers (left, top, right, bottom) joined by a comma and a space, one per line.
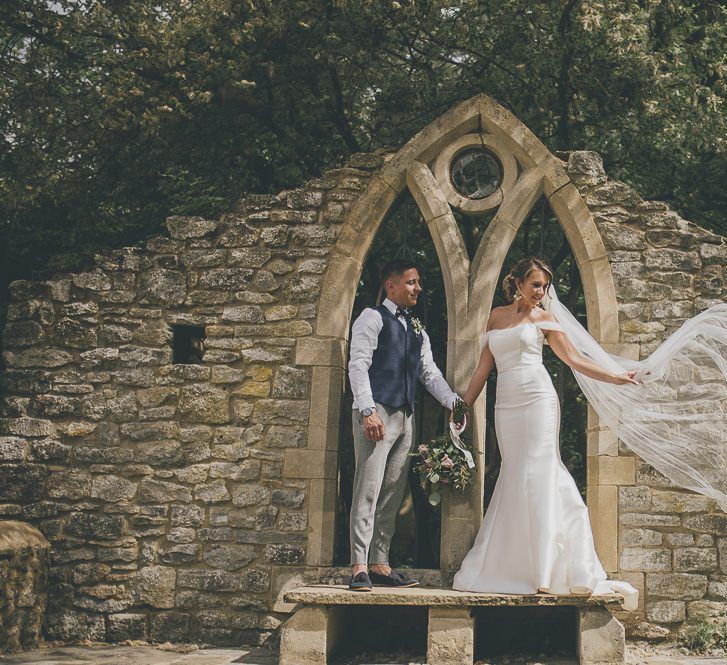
0, 148, 726, 646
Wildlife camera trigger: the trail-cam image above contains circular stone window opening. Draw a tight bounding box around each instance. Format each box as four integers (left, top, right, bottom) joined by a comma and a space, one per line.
450, 148, 502, 200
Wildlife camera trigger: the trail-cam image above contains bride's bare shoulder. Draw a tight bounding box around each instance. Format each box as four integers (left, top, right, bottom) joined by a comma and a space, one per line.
486, 306, 508, 331
533, 309, 557, 323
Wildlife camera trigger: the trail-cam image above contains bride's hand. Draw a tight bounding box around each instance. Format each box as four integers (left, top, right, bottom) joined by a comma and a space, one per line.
613, 371, 641, 385
449, 411, 467, 432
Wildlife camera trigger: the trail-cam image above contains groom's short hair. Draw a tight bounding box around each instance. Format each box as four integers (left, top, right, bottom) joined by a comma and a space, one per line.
380, 259, 419, 284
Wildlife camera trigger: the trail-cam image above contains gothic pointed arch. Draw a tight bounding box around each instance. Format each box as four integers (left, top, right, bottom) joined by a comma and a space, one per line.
293, 93, 624, 571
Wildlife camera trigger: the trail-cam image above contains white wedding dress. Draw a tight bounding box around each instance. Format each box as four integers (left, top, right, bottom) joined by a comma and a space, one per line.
452, 320, 638, 611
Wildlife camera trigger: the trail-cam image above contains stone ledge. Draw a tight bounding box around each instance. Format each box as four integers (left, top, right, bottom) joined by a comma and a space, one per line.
284, 584, 625, 608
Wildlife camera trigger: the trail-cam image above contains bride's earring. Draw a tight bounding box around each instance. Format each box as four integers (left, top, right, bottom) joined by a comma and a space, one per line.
514, 289, 523, 301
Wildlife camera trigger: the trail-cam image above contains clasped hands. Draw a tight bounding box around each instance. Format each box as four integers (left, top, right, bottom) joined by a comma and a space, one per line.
363, 407, 468, 442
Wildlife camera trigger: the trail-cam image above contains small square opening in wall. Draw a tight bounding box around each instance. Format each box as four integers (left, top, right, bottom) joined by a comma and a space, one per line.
172, 325, 206, 364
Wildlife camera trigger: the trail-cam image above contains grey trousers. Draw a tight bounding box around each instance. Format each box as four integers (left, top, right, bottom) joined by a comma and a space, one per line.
349, 403, 414, 565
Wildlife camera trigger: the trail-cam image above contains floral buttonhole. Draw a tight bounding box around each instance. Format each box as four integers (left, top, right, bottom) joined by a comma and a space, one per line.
410, 316, 425, 336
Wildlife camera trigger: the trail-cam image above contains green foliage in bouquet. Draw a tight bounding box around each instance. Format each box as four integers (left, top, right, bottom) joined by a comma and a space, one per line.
411, 430, 475, 508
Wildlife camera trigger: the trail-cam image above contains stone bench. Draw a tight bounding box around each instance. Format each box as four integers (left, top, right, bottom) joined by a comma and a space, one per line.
280, 585, 626, 665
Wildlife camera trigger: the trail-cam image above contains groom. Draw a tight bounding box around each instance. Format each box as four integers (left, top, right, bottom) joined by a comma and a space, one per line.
347, 258, 459, 591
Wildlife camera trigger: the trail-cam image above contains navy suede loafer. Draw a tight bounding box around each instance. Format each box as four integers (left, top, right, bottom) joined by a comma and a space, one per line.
369, 570, 419, 588
348, 571, 373, 591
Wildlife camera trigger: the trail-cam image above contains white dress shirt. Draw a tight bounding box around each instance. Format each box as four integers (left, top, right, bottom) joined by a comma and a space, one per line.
348, 298, 458, 412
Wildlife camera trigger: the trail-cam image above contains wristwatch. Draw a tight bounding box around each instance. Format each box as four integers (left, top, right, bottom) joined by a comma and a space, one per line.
361, 407, 376, 418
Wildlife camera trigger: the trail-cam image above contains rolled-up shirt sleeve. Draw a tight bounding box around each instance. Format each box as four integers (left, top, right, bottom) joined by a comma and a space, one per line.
348, 308, 382, 411
418, 330, 458, 409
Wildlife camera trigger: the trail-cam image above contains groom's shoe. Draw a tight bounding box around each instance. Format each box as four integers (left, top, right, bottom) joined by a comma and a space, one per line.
348, 571, 373, 592
369, 569, 419, 588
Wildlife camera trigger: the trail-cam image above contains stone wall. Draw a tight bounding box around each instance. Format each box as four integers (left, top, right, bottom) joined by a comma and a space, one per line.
0, 152, 382, 645
0, 145, 725, 646
568, 151, 727, 638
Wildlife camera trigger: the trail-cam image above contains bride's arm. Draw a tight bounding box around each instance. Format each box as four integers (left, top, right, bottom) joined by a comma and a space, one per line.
462, 339, 496, 406
546, 328, 638, 385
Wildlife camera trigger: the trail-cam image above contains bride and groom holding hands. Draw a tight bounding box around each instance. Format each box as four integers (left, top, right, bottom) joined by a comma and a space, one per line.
346, 256, 642, 602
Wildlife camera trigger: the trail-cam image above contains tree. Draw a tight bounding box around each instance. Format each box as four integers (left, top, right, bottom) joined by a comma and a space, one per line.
1, 0, 726, 318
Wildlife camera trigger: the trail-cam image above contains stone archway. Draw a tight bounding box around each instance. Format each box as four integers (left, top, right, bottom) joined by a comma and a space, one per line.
292, 94, 626, 571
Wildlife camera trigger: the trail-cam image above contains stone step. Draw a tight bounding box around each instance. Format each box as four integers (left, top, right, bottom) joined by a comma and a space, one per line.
284, 584, 626, 608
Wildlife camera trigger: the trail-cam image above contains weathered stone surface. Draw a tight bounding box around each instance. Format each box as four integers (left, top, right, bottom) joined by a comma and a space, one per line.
106, 613, 148, 642
195, 480, 231, 504
0, 464, 47, 503
673, 547, 719, 572
138, 270, 186, 305
646, 600, 685, 623
3, 321, 45, 347
620, 547, 671, 572
272, 367, 308, 399
283, 585, 625, 607
52, 318, 98, 349
177, 570, 238, 592
73, 269, 112, 291
646, 573, 708, 600
265, 544, 304, 565
66, 513, 125, 540
179, 385, 229, 424
232, 485, 271, 507
91, 475, 137, 502
166, 215, 217, 239
222, 305, 265, 323
203, 544, 256, 571
132, 566, 176, 608
138, 479, 192, 504
171, 505, 205, 527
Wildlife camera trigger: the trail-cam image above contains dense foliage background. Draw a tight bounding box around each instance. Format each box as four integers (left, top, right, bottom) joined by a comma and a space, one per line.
2, 0, 726, 299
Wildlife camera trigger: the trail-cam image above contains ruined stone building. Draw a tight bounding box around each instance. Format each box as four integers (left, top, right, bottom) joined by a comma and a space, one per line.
1, 95, 725, 648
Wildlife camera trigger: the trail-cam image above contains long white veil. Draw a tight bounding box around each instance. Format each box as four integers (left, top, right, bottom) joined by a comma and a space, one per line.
543, 284, 727, 512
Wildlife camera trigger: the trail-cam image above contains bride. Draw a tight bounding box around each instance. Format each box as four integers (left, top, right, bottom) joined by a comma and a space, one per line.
452, 258, 641, 609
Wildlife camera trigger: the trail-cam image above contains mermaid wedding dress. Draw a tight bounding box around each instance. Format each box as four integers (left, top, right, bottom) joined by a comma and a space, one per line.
452, 320, 639, 611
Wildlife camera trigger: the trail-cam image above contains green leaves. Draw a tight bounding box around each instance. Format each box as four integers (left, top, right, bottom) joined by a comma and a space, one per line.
2, 0, 726, 303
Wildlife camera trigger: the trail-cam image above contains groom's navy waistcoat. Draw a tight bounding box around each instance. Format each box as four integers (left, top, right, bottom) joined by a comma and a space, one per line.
369, 305, 423, 412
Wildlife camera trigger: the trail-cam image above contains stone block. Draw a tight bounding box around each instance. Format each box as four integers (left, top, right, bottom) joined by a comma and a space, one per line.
66, 512, 125, 540
651, 490, 716, 513
106, 613, 148, 642
138, 479, 192, 504
427, 607, 474, 665
674, 547, 719, 572
132, 566, 176, 608
646, 600, 685, 623
284, 450, 338, 480
179, 385, 230, 424
279, 606, 331, 665
687, 600, 727, 618
577, 606, 625, 665
138, 270, 186, 305
646, 573, 707, 600
620, 528, 662, 547
166, 215, 217, 239
587, 485, 618, 572
203, 544, 256, 571
619, 547, 671, 572
178, 569, 239, 592
588, 456, 635, 486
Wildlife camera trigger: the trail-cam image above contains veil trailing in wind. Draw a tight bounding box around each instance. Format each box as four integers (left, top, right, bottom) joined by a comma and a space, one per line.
542, 284, 727, 512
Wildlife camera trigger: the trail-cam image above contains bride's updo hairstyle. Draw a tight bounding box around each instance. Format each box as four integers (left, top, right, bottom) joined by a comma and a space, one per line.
502, 257, 554, 303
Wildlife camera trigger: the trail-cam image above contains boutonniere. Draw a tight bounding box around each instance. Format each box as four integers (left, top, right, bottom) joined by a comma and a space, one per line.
410, 316, 424, 336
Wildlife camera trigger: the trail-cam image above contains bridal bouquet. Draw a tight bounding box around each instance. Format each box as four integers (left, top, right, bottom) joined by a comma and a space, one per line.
411, 399, 475, 507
